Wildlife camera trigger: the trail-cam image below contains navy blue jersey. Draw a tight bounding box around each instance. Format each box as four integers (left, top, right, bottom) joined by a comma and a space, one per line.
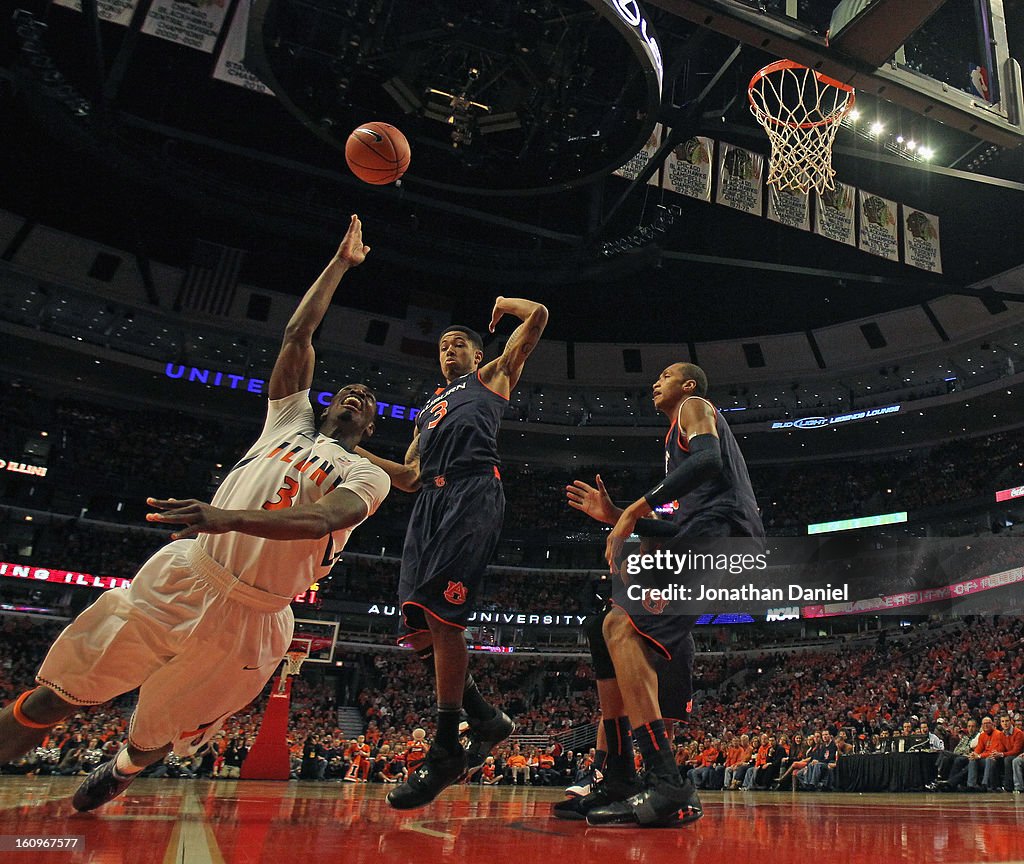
664, 397, 764, 537
416, 371, 507, 478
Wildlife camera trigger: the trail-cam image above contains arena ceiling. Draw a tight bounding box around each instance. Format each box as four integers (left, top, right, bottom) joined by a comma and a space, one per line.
1, 0, 1023, 343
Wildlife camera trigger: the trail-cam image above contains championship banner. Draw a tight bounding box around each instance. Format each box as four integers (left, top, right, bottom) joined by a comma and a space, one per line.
715, 143, 763, 215
813, 182, 856, 247
767, 185, 810, 231
858, 190, 899, 262
613, 123, 662, 185
661, 135, 713, 202
142, 0, 230, 54
52, 0, 140, 26
902, 207, 942, 274
213, 0, 274, 94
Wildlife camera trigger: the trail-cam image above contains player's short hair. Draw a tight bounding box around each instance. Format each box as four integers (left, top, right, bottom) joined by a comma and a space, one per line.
439, 325, 483, 353
678, 362, 708, 397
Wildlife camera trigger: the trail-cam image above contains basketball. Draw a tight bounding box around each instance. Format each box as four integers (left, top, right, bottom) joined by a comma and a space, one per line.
345, 122, 410, 185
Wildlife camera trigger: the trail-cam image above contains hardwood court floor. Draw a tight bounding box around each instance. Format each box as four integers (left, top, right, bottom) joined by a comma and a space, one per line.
1, 778, 1022, 864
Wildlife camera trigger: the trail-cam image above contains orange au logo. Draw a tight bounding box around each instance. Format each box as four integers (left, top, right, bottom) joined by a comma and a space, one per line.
444, 581, 468, 605
642, 595, 669, 615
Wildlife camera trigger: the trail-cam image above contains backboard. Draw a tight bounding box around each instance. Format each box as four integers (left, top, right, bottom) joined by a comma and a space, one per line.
648, 0, 1023, 147
290, 617, 339, 665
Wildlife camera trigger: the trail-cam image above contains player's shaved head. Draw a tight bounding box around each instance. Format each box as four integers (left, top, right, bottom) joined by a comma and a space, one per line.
676, 363, 708, 397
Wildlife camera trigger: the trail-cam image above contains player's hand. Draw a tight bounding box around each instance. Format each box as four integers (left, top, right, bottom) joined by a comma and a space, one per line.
566, 475, 621, 525
488, 296, 508, 333
335, 214, 371, 267
605, 507, 640, 574
145, 497, 236, 540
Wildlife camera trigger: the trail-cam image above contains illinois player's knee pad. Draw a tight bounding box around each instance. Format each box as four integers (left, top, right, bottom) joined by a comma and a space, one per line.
583, 606, 616, 681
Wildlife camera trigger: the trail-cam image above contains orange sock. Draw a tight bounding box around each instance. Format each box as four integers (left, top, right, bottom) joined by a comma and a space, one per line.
12, 689, 53, 730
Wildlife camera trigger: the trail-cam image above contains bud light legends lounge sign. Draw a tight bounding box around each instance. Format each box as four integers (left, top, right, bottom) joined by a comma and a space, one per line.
771, 404, 901, 430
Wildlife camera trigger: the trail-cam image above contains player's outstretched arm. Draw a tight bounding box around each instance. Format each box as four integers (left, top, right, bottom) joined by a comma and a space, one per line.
356, 427, 422, 493
268, 215, 371, 400
479, 296, 549, 396
146, 486, 372, 541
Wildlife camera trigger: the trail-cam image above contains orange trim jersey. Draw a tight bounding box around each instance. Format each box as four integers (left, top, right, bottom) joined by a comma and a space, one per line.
201, 390, 390, 597
663, 396, 763, 537
415, 372, 507, 478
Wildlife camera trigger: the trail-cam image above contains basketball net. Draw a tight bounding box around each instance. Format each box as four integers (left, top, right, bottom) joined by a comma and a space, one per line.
277, 646, 309, 695
748, 59, 855, 195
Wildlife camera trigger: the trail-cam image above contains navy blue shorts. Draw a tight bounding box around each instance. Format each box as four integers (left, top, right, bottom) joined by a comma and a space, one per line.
652, 633, 695, 722
614, 513, 741, 662
398, 472, 505, 632
587, 605, 693, 722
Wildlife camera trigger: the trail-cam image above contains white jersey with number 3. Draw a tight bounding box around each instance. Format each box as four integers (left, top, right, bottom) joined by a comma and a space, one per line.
199, 389, 390, 598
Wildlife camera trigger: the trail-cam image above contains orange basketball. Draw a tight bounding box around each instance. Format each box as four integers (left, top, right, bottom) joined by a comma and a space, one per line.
345, 122, 410, 185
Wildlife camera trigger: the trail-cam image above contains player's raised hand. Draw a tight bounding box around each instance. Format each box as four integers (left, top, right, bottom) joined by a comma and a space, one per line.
146, 497, 235, 540
488, 296, 508, 333
566, 474, 622, 525
335, 214, 371, 268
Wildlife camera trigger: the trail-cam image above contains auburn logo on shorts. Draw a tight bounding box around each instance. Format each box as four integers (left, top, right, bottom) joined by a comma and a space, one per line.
642, 595, 670, 615
444, 581, 468, 605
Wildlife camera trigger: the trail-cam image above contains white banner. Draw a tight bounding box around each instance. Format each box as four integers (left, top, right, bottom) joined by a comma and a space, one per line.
661, 136, 713, 202
813, 182, 856, 247
715, 143, 763, 215
858, 190, 899, 262
53, 0, 140, 26
767, 185, 810, 231
902, 207, 942, 274
212, 0, 274, 94
613, 123, 662, 185
142, 0, 229, 54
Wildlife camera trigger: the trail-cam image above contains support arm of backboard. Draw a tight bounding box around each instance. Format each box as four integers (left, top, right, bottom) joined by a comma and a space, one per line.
591, 44, 742, 241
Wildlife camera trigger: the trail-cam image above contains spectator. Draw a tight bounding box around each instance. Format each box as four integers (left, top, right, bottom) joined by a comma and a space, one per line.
997, 714, 1023, 792
967, 716, 1006, 791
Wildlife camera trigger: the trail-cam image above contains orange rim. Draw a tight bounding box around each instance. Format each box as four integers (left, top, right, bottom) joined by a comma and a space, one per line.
748, 59, 856, 129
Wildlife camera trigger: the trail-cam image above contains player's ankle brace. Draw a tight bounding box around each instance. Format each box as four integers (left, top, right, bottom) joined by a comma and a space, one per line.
12, 689, 53, 730
635, 720, 680, 785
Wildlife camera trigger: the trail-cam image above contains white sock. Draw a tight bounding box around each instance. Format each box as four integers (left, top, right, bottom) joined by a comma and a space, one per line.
113, 748, 144, 778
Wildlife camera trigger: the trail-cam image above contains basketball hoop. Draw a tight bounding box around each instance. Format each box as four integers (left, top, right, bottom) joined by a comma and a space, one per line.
276, 638, 311, 694
748, 59, 855, 195
283, 650, 308, 678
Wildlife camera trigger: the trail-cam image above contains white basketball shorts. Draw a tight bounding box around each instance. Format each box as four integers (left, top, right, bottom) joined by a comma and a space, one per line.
36, 540, 295, 756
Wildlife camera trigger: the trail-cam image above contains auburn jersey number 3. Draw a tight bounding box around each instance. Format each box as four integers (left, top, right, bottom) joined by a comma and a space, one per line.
426, 400, 448, 430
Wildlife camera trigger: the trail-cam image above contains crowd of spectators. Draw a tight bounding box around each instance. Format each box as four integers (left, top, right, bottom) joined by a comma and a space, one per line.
2, 612, 1021, 794
7, 378, 1024, 553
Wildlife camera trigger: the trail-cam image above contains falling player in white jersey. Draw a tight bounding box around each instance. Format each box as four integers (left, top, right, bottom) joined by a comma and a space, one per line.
0, 215, 390, 811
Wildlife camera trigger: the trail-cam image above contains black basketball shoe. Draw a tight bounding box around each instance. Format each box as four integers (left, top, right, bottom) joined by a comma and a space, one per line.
386, 746, 468, 810
552, 776, 644, 821
72, 756, 137, 812
586, 774, 703, 828
463, 710, 515, 772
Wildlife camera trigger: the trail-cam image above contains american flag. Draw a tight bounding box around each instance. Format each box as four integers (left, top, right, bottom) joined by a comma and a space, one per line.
175, 240, 247, 316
